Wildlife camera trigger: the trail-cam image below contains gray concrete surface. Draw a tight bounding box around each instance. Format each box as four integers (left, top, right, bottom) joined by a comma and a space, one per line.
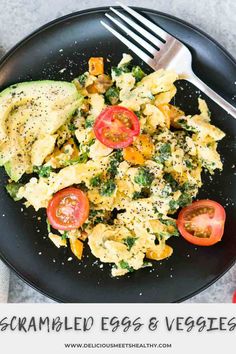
0, 0, 235, 303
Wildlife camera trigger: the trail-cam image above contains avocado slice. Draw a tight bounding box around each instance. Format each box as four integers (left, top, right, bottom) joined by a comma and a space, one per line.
0, 80, 82, 181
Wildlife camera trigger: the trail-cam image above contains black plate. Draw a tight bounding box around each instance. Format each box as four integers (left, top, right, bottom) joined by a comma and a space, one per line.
0, 7, 235, 303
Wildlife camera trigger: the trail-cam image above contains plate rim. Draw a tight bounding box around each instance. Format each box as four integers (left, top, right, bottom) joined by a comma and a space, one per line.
0, 6, 235, 303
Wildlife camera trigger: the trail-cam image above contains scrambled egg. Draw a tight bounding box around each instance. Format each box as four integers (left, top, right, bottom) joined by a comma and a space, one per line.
14, 54, 225, 276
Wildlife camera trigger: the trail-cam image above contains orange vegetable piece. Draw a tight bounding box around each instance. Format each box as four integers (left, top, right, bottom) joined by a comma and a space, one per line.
88, 57, 104, 76
70, 238, 84, 260
79, 231, 88, 241
87, 83, 99, 94
123, 146, 145, 165
146, 244, 173, 261
133, 134, 155, 159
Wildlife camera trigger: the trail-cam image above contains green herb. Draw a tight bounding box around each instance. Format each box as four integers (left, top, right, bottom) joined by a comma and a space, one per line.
88, 138, 95, 146
76, 152, 89, 164
160, 185, 172, 197
142, 261, 152, 268
159, 218, 175, 227
169, 199, 179, 211
163, 173, 178, 191
90, 174, 103, 187
153, 208, 163, 218
68, 123, 76, 132
61, 231, 68, 241
100, 180, 116, 197
185, 160, 193, 169
94, 216, 104, 225
64, 151, 89, 166
119, 260, 134, 272
171, 227, 179, 237
178, 119, 197, 132
46, 219, 51, 233
5, 182, 23, 201
33, 165, 52, 178
159, 143, 171, 162
111, 64, 130, 77
107, 150, 123, 178
124, 237, 137, 251
159, 218, 179, 237
134, 111, 142, 119
132, 66, 145, 82
89, 209, 106, 225
105, 87, 120, 105
178, 193, 192, 207
77, 73, 88, 86
134, 167, 154, 187
132, 189, 149, 200
85, 116, 95, 128
89, 209, 103, 218
180, 182, 196, 192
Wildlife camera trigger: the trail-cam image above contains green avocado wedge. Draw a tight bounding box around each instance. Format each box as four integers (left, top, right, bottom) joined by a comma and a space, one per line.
0, 80, 83, 181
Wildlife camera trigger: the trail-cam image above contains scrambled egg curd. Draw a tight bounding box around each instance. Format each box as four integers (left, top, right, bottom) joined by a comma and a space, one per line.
4, 54, 225, 276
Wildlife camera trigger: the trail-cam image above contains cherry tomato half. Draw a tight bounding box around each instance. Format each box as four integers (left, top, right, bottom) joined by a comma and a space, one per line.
177, 200, 226, 246
47, 187, 89, 231
93, 106, 140, 149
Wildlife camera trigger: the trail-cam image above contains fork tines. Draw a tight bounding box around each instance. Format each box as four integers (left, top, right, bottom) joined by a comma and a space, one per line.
101, 2, 171, 69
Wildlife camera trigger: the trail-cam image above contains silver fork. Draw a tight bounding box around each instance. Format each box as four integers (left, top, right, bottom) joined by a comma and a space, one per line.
101, 3, 236, 119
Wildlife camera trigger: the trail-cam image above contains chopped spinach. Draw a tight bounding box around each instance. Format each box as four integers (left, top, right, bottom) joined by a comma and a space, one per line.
132, 66, 146, 82
134, 167, 154, 187
76, 152, 89, 164
77, 73, 88, 86
85, 116, 95, 129
64, 151, 89, 166
5, 182, 23, 201
159, 218, 179, 237
178, 119, 197, 132
105, 87, 120, 105
180, 182, 196, 192
107, 150, 123, 178
100, 180, 116, 196
185, 159, 193, 169
111, 64, 130, 77
160, 184, 172, 197
33, 165, 52, 178
119, 260, 134, 272
178, 193, 192, 207
169, 192, 192, 211
87, 138, 95, 147
163, 173, 178, 191
68, 123, 76, 132
169, 199, 179, 211
89, 209, 103, 218
90, 174, 103, 187
134, 111, 142, 120
124, 237, 137, 251
159, 143, 171, 162
132, 189, 150, 200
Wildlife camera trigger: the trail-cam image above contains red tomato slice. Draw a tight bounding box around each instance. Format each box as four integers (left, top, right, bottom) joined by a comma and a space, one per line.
177, 200, 226, 246
93, 106, 140, 148
233, 291, 236, 303
47, 187, 89, 231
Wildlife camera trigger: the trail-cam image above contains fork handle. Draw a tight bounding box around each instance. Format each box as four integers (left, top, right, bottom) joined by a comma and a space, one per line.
187, 73, 236, 119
